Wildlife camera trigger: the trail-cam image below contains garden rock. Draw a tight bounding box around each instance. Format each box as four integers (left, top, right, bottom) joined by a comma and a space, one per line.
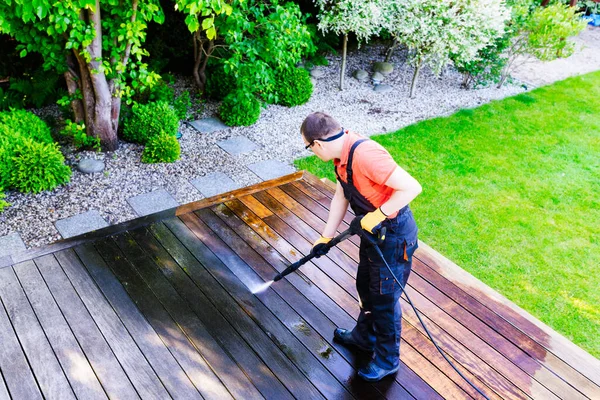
78, 159, 105, 174
353, 70, 369, 82
373, 62, 394, 76
372, 72, 385, 83
374, 84, 393, 93
310, 68, 325, 79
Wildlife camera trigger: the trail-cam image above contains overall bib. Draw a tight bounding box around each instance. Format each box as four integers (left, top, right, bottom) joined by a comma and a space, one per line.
335, 139, 418, 369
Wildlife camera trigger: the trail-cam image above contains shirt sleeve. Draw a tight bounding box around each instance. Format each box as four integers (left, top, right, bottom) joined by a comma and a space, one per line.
355, 141, 397, 186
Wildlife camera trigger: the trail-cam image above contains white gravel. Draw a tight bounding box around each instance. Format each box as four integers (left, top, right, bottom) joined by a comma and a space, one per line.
0, 40, 564, 250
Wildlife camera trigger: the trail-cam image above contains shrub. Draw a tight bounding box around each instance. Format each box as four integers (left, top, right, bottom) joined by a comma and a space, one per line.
219, 90, 261, 127
141, 134, 180, 163
9, 138, 71, 193
275, 67, 313, 107
0, 125, 19, 189
122, 101, 179, 144
205, 63, 237, 100
0, 191, 9, 213
59, 119, 101, 151
0, 109, 54, 144
173, 91, 191, 120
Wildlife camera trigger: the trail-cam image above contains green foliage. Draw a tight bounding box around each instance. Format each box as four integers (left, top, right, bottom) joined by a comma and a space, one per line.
219, 90, 261, 127
204, 62, 237, 100
123, 101, 179, 144
454, 35, 511, 88
173, 91, 192, 120
296, 71, 600, 358
0, 191, 9, 213
59, 119, 100, 151
3, 68, 63, 109
0, 124, 19, 189
275, 67, 313, 107
141, 133, 181, 163
9, 138, 71, 193
217, 0, 315, 103
0, 109, 53, 144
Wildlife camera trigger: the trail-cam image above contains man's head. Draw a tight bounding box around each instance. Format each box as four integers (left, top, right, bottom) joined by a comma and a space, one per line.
301, 112, 345, 161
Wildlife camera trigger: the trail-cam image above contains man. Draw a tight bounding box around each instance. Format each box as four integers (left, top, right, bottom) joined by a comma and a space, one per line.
302, 112, 421, 382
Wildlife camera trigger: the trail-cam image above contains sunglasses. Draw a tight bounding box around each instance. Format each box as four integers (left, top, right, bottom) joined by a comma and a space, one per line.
305, 128, 345, 150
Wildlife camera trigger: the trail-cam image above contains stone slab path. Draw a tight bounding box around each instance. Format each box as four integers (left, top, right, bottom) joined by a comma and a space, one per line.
127, 189, 180, 217
54, 210, 109, 239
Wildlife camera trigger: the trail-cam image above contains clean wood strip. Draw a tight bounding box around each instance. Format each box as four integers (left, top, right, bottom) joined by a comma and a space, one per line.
73, 244, 203, 400
54, 249, 170, 400
0, 271, 43, 400
13, 261, 108, 400
0, 266, 75, 399
205, 204, 407, 399
119, 229, 283, 400
34, 254, 140, 400
176, 213, 335, 400
93, 237, 235, 400
87, 237, 231, 400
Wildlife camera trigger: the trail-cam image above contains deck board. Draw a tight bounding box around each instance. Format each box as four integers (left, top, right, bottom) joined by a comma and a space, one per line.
0, 172, 598, 399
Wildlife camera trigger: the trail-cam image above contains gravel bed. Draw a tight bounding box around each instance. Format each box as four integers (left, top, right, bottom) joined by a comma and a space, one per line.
0, 42, 529, 249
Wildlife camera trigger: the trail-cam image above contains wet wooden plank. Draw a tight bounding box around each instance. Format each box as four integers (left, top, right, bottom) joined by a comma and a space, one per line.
54, 249, 170, 400
0, 266, 75, 400
223, 198, 478, 400
93, 237, 236, 400
299, 176, 597, 398
206, 203, 409, 399
73, 244, 203, 400
34, 254, 140, 400
174, 213, 336, 399
116, 229, 281, 400
87, 238, 230, 400
0, 271, 43, 400
13, 261, 108, 400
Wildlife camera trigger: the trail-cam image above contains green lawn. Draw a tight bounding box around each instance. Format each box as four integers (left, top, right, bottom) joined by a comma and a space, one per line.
295, 71, 600, 358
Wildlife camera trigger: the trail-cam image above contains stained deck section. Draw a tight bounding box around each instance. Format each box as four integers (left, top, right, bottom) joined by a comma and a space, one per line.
0, 172, 598, 399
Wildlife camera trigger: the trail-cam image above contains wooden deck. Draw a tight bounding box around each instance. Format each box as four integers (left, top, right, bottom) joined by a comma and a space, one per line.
0, 171, 598, 400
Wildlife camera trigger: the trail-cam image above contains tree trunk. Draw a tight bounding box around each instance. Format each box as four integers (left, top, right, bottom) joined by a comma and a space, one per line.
64, 53, 85, 122
385, 39, 399, 63
409, 60, 422, 98
339, 33, 348, 91
193, 31, 204, 90
196, 39, 214, 94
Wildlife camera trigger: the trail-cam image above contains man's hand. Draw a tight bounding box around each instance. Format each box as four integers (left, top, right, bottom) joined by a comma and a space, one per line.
312, 236, 332, 257
350, 208, 387, 235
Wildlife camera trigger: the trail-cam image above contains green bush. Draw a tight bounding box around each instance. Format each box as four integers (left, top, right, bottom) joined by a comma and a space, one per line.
141, 134, 180, 163
205, 63, 237, 101
0, 125, 19, 189
9, 138, 71, 193
122, 101, 179, 144
59, 119, 100, 151
0, 109, 54, 144
0, 191, 9, 213
275, 67, 313, 107
219, 90, 261, 127
173, 91, 191, 120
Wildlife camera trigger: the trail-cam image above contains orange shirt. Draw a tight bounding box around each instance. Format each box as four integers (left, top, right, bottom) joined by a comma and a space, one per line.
334, 131, 399, 217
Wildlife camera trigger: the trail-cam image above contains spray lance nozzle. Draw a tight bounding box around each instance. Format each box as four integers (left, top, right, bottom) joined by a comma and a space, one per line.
272, 227, 386, 282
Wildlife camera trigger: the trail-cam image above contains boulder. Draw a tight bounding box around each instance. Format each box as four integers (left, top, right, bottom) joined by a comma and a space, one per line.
353, 69, 369, 82
373, 84, 393, 93
78, 158, 105, 174
373, 62, 394, 76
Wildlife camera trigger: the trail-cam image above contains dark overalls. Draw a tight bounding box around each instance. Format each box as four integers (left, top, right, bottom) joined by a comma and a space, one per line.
335, 139, 418, 370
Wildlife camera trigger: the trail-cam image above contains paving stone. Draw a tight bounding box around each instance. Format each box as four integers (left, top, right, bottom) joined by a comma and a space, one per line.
190, 172, 241, 198
78, 158, 105, 174
127, 189, 179, 217
217, 136, 259, 156
247, 160, 296, 181
55, 210, 109, 239
374, 84, 393, 93
188, 117, 229, 134
0, 232, 26, 258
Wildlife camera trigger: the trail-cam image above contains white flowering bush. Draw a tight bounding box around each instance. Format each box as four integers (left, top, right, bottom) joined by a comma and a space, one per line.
315, 0, 385, 89
383, 0, 510, 97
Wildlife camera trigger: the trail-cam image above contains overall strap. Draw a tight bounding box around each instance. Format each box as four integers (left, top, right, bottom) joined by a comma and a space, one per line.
346, 139, 368, 187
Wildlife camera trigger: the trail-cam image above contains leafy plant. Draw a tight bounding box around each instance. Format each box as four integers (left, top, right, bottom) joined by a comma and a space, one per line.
0, 86, 24, 111
6, 68, 63, 109
219, 90, 261, 126
0, 109, 54, 145
122, 101, 179, 144
0, 191, 9, 213
60, 119, 100, 151
454, 35, 511, 88
9, 138, 71, 193
173, 91, 192, 120
0, 124, 20, 189
275, 67, 313, 107
204, 62, 237, 100
141, 133, 181, 163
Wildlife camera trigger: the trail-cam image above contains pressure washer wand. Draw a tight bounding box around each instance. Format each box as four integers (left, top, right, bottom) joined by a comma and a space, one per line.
273, 228, 355, 282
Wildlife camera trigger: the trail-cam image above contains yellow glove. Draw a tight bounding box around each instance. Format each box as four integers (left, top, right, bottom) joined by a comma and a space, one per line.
312, 236, 332, 257
360, 207, 387, 234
